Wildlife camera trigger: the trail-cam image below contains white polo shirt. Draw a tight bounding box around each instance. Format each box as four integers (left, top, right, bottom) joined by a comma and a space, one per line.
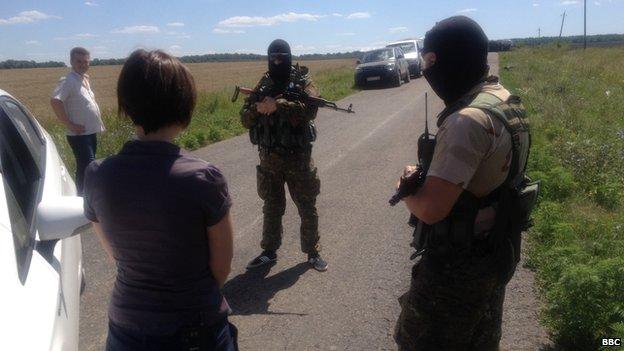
51, 71, 105, 136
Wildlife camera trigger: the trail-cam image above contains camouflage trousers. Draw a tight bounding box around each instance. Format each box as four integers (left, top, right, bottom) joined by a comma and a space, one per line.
394, 250, 509, 351
256, 149, 321, 254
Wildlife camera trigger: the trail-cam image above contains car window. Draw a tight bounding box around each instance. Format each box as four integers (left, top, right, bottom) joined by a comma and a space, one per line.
362, 49, 394, 63
0, 105, 42, 283
388, 42, 416, 53
1, 100, 44, 173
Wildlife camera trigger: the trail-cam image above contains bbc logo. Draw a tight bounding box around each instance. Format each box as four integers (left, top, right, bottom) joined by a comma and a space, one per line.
601, 338, 622, 347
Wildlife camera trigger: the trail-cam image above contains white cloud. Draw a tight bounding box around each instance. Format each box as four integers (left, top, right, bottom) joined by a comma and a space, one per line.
167, 22, 185, 27
346, 12, 371, 19
389, 26, 408, 34
76, 33, 98, 38
332, 13, 343, 17
217, 12, 324, 27
25, 40, 40, 45
213, 28, 245, 34
234, 48, 263, 55
84, 2, 99, 6
291, 45, 316, 53
111, 25, 160, 34
457, 8, 478, 13
561, 0, 579, 4
168, 45, 182, 54
533, 3, 540, 7
54, 33, 99, 40
0, 10, 60, 25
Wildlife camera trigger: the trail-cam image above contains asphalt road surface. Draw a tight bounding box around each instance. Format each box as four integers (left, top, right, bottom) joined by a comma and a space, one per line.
79, 53, 551, 350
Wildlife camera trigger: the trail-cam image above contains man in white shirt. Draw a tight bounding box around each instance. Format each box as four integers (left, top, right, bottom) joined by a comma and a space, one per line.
50, 47, 105, 195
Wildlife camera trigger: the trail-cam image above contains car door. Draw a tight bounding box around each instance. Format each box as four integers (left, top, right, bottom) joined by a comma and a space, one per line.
0, 97, 80, 351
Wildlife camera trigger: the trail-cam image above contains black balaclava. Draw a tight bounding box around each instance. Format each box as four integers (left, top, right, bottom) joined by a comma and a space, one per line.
267, 39, 292, 87
422, 16, 489, 106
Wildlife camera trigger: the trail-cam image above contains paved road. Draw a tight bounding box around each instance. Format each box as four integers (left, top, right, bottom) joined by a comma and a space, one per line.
79, 54, 551, 350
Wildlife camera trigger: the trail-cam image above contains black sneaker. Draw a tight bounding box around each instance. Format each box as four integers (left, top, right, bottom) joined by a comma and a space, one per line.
246, 250, 277, 269
308, 254, 328, 272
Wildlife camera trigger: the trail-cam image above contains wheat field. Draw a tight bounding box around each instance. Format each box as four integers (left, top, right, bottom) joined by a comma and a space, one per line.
0, 59, 355, 122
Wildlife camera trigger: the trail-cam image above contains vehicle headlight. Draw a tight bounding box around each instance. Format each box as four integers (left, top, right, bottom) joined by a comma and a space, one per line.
386, 63, 396, 70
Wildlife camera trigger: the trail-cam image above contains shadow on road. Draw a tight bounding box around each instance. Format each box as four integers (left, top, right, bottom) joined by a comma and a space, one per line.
223, 262, 310, 316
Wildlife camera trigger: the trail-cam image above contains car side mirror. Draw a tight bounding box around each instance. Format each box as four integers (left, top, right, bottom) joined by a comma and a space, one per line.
37, 196, 90, 241
356, 59, 361, 65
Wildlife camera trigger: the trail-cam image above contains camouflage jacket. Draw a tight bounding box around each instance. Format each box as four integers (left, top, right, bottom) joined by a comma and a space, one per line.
240, 65, 320, 151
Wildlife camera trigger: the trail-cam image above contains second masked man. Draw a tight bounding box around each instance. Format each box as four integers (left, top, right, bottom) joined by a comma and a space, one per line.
240, 39, 328, 272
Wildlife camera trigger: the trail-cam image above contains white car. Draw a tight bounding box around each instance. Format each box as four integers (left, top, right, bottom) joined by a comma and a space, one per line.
0, 89, 89, 350
387, 39, 424, 78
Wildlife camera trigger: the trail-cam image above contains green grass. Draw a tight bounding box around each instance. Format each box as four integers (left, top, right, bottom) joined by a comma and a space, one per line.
501, 45, 624, 350
45, 66, 358, 170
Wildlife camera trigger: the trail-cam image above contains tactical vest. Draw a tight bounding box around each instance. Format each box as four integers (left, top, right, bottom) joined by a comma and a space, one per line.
414, 90, 539, 280
250, 65, 317, 153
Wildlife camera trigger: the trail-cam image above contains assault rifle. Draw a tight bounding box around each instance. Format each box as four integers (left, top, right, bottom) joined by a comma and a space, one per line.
231, 86, 355, 114
389, 92, 436, 206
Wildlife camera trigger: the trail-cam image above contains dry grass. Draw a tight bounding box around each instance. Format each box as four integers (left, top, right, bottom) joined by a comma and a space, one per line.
0, 59, 356, 122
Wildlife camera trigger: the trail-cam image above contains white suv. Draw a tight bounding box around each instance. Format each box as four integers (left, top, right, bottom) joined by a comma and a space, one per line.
387, 39, 424, 78
0, 89, 89, 351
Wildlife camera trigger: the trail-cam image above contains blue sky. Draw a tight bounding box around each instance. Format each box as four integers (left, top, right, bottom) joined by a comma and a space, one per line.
1, 0, 623, 62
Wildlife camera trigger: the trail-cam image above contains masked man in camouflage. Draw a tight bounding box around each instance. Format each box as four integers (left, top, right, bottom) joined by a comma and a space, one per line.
394, 17, 536, 350
241, 39, 328, 272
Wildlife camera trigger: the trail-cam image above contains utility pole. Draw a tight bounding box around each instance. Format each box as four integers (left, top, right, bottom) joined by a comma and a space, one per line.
559, 10, 567, 39
538, 28, 541, 39
558, 10, 567, 47
584, 0, 587, 49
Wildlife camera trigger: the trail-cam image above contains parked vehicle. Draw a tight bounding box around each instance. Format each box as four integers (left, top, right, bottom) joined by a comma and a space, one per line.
354, 47, 410, 88
0, 89, 89, 351
386, 39, 424, 77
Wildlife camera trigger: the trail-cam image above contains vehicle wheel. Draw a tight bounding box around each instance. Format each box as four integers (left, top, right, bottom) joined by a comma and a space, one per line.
393, 70, 402, 87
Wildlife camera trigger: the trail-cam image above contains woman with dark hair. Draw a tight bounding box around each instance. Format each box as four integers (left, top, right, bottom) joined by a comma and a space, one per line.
83, 49, 237, 351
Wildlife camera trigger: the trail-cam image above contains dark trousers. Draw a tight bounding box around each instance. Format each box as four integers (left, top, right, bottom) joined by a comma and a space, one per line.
66, 133, 97, 195
106, 318, 238, 351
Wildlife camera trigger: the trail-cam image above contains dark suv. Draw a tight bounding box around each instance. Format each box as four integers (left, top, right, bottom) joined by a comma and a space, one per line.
354, 47, 410, 88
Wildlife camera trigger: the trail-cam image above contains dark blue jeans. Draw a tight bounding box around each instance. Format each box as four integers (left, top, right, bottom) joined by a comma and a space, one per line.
66, 133, 97, 195
105, 318, 238, 351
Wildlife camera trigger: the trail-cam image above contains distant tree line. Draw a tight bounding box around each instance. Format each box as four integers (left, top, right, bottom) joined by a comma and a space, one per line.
511, 33, 624, 47
4, 34, 622, 70
90, 58, 126, 66
296, 51, 362, 60
88, 52, 362, 67
0, 59, 66, 69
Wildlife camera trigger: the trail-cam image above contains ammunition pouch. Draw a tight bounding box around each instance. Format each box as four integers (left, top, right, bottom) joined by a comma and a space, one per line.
413, 192, 480, 259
